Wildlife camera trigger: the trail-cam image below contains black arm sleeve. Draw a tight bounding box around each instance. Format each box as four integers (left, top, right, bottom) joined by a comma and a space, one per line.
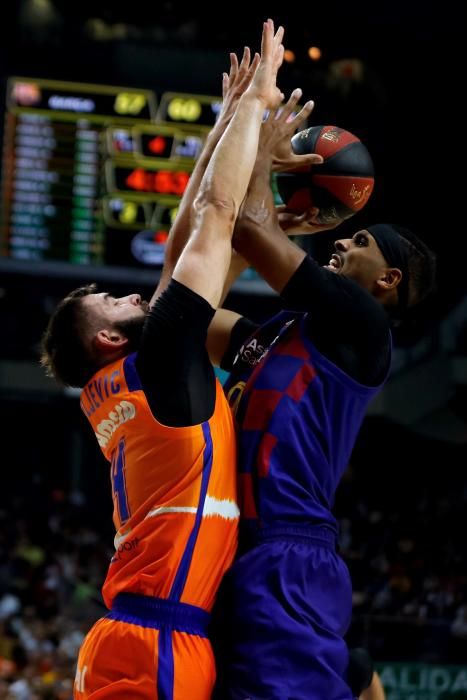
281, 255, 391, 386
135, 279, 216, 427
220, 316, 259, 372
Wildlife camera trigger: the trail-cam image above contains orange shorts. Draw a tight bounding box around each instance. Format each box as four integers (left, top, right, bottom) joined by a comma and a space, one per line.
74, 595, 215, 699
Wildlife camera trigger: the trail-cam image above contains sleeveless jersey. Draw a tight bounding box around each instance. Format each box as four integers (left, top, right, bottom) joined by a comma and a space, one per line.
81, 352, 239, 612
224, 311, 387, 539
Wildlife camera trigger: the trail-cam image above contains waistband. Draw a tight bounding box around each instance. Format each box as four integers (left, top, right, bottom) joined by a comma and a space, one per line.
107, 593, 210, 637
256, 523, 337, 548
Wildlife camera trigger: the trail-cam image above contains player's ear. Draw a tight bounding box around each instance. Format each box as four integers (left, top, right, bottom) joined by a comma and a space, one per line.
94, 329, 128, 353
377, 267, 402, 291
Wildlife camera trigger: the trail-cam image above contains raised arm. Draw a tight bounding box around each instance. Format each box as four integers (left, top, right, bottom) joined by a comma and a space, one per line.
233, 88, 334, 293
151, 47, 260, 304
171, 19, 285, 310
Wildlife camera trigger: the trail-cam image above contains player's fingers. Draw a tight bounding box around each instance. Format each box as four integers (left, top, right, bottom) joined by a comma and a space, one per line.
274, 25, 285, 49
238, 52, 260, 91
289, 99, 316, 130
277, 88, 302, 123
277, 153, 323, 172
222, 72, 229, 99
300, 154, 324, 167
261, 18, 274, 58
247, 52, 261, 77
274, 43, 285, 73
239, 46, 251, 73
229, 52, 239, 79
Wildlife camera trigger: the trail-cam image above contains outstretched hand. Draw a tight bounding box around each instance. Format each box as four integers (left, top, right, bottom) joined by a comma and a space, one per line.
260, 88, 324, 172
218, 47, 261, 125
247, 19, 285, 109
255, 88, 341, 234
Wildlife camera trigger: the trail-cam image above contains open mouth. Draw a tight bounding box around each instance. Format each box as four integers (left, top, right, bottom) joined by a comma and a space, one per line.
324, 253, 342, 272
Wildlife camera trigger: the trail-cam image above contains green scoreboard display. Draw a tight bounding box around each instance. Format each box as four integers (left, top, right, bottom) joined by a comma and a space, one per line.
0, 77, 222, 270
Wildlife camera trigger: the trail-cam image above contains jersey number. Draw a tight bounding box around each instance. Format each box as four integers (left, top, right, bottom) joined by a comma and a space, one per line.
111, 438, 130, 525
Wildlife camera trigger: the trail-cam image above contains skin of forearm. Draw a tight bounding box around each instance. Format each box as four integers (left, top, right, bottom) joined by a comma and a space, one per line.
233, 155, 306, 292
152, 124, 230, 303
163, 124, 227, 265
196, 93, 265, 216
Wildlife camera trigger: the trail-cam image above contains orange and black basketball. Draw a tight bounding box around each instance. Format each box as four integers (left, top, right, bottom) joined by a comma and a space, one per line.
275, 125, 375, 225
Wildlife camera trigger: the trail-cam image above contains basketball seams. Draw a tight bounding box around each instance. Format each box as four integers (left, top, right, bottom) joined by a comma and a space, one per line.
276, 125, 375, 222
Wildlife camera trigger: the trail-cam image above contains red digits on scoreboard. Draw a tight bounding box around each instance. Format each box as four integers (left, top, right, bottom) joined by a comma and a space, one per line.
124, 168, 190, 195
173, 171, 189, 196
154, 170, 172, 194
125, 168, 148, 192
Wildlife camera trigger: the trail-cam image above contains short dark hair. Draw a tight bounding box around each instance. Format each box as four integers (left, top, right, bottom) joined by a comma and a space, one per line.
392, 225, 437, 308
40, 284, 98, 388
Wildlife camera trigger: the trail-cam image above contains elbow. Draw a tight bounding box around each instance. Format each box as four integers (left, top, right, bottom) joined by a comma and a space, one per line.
193, 191, 238, 227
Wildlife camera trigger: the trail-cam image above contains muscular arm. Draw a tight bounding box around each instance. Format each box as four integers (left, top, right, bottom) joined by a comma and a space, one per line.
233, 152, 309, 291
166, 22, 285, 309
151, 49, 260, 304
135, 23, 285, 423
151, 128, 226, 304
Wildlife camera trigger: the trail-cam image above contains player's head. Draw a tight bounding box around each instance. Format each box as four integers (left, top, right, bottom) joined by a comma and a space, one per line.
325, 223, 436, 315
40, 284, 149, 388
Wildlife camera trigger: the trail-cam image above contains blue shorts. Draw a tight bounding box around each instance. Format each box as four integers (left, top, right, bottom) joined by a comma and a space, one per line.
213, 525, 354, 700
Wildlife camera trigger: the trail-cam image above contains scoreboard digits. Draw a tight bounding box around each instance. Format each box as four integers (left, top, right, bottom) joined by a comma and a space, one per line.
157, 92, 222, 128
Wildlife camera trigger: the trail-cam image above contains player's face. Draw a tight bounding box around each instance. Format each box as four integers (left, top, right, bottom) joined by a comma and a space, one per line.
82, 292, 149, 329
324, 230, 389, 292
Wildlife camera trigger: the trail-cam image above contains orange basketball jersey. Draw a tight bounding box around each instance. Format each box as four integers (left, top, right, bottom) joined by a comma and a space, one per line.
80, 352, 239, 612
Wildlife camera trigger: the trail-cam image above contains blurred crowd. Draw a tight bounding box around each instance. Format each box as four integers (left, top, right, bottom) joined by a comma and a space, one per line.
0, 481, 108, 699
1, 423, 466, 698
336, 423, 467, 663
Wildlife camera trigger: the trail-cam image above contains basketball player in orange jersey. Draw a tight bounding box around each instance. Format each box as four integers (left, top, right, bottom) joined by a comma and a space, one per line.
40, 20, 286, 699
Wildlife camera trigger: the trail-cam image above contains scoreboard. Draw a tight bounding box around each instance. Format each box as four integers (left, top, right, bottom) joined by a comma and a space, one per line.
0, 77, 224, 270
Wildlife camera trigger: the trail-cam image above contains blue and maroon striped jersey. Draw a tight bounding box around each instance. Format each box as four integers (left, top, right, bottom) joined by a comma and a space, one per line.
224, 311, 388, 540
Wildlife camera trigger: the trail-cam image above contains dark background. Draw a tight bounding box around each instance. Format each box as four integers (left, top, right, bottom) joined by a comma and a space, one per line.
0, 0, 463, 329
0, 0, 466, 685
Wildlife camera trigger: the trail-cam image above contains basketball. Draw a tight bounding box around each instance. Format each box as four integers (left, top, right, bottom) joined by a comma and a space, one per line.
275, 125, 375, 225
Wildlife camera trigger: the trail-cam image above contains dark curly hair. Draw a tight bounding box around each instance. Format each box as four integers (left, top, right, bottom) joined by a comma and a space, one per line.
40, 284, 99, 388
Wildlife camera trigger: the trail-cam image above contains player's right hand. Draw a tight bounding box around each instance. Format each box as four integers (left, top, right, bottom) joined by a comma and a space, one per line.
247, 19, 285, 109
276, 205, 341, 235
262, 89, 324, 172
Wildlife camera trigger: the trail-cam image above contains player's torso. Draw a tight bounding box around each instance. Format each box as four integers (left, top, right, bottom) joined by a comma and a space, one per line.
81, 353, 239, 612
224, 311, 379, 532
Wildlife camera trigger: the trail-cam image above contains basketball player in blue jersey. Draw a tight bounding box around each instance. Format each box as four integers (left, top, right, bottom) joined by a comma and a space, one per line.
206, 90, 437, 699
